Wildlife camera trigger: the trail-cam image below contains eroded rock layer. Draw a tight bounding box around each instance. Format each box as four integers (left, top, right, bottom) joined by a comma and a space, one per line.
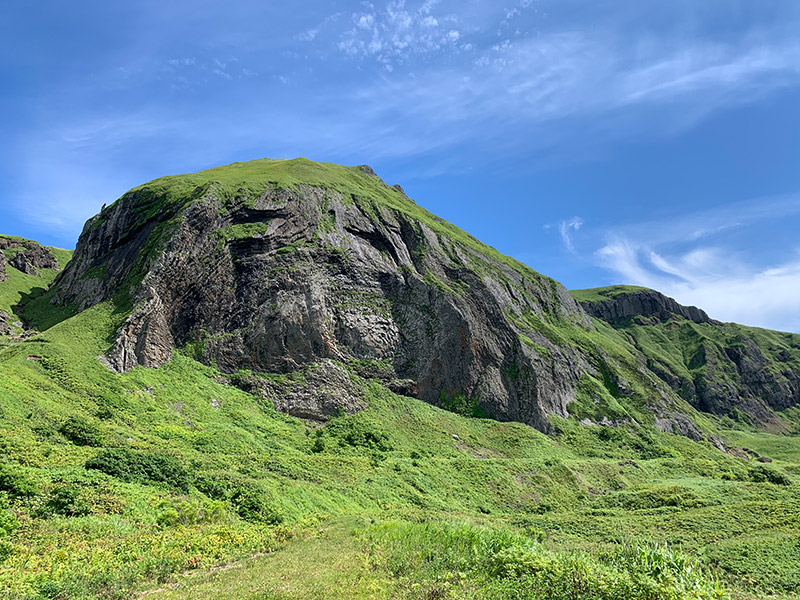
53, 160, 596, 430
578, 287, 800, 425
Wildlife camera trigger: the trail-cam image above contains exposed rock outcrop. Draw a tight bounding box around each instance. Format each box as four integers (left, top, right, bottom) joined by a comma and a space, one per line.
0, 253, 6, 282
0, 237, 59, 276
579, 289, 717, 325
52, 159, 597, 430
236, 359, 367, 421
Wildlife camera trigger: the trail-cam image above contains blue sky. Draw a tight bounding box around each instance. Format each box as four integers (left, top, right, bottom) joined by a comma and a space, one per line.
2, 0, 800, 331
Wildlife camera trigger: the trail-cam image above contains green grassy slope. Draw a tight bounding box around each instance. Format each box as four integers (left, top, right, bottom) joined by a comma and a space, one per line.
571, 286, 800, 430
570, 285, 652, 303
0, 235, 72, 337
0, 292, 798, 599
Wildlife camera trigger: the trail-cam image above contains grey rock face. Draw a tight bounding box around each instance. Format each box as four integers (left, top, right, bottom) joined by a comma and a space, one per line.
0, 237, 59, 277
584, 288, 800, 422
580, 289, 716, 325
0, 310, 10, 335
654, 413, 703, 441
53, 177, 594, 430
238, 359, 367, 421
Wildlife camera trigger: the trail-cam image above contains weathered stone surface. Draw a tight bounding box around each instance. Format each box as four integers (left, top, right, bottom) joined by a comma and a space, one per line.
0, 310, 10, 335
0, 237, 59, 277
580, 289, 717, 325
584, 288, 800, 423
654, 413, 703, 441
53, 171, 594, 430
243, 359, 367, 421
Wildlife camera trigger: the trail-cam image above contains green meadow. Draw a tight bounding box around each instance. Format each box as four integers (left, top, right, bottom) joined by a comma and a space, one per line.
0, 285, 797, 598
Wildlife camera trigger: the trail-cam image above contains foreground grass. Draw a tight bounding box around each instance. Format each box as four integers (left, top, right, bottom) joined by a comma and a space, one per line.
0, 297, 798, 598
142, 518, 728, 600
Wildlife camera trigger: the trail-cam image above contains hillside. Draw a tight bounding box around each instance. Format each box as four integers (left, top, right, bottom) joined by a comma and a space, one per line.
0, 159, 798, 599
573, 286, 800, 429
0, 236, 72, 337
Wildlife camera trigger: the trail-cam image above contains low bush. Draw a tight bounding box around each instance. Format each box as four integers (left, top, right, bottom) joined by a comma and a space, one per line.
598, 486, 704, 510
42, 485, 90, 517
0, 493, 19, 536
749, 464, 791, 486
231, 485, 284, 524
59, 416, 104, 447
0, 463, 37, 498
323, 418, 393, 452
155, 497, 229, 527
85, 448, 191, 491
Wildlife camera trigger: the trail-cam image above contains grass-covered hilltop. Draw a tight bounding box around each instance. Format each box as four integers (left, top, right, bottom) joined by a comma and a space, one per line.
0, 158, 798, 600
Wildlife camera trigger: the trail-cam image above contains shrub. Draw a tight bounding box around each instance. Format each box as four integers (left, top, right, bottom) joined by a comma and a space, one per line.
231, 486, 283, 524
85, 449, 191, 491
42, 485, 90, 517
59, 416, 104, 447
0, 493, 19, 536
324, 419, 393, 452
0, 463, 37, 498
155, 498, 228, 527
599, 486, 704, 510
749, 464, 791, 486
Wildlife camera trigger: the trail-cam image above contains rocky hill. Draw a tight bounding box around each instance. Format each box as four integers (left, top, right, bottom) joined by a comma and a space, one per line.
42, 159, 800, 435
1, 160, 799, 599
0, 235, 70, 336
50, 159, 598, 431
573, 286, 800, 428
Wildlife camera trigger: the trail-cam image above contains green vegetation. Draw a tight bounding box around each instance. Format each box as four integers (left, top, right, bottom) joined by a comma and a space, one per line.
570, 285, 653, 303
0, 235, 72, 336
142, 518, 729, 600
213, 221, 271, 246
0, 177, 799, 599
0, 290, 796, 598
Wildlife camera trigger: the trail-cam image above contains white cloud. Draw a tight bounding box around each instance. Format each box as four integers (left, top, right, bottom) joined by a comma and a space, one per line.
592, 196, 800, 332
323, 30, 800, 161
334, 0, 465, 64
558, 216, 583, 253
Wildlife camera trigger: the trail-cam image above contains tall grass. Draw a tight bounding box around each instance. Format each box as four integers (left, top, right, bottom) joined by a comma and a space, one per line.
362, 520, 728, 600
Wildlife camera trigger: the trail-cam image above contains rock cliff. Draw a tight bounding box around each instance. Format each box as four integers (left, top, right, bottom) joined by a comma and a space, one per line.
52, 159, 597, 431
0, 236, 60, 276
578, 287, 716, 325
575, 286, 800, 425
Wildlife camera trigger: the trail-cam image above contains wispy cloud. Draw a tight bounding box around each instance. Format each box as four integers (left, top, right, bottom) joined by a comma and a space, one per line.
332, 0, 466, 67
336, 32, 800, 157
558, 217, 583, 253
591, 196, 800, 332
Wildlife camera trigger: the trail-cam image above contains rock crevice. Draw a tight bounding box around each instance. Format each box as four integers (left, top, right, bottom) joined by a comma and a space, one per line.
52, 165, 593, 430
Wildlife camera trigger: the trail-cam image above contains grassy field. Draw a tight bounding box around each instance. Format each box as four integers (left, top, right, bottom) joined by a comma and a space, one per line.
0, 171, 799, 600
0, 292, 797, 598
